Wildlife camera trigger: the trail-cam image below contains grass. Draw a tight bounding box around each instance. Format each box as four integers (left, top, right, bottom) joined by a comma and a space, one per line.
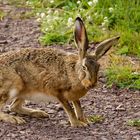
88, 115, 105, 124
24, 0, 140, 57
0, 9, 6, 20
7, 0, 26, 7
106, 66, 140, 89
8, 0, 140, 57
40, 32, 69, 45
105, 55, 140, 89
127, 119, 140, 130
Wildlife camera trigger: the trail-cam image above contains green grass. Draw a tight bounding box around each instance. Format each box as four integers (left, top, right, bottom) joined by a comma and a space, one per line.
0, 9, 6, 20
6, 0, 140, 56
105, 55, 140, 89
24, 0, 140, 57
127, 119, 140, 130
7, 0, 26, 7
88, 115, 105, 124
40, 32, 69, 45
106, 65, 140, 89
117, 31, 140, 57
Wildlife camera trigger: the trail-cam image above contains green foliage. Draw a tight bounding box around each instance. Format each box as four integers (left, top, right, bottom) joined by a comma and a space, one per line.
88, 115, 105, 123
0, 9, 6, 20
8, 0, 26, 7
105, 56, 140, 89
128, 119, 140, 130
40, 33, 69, 45
25, 0, 140, 56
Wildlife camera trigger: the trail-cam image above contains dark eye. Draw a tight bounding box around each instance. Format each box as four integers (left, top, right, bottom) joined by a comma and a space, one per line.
82, 65, 87, 71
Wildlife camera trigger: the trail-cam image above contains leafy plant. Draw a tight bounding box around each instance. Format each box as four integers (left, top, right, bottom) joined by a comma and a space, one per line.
88, 115, 105, 124
40, 33, 69, 45
24, 0, 140, 57
105, 55, 140, 89
0, 9, 6, 20
127, 119, 140, 130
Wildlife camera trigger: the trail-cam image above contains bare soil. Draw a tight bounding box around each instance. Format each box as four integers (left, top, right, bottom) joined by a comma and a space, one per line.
0, 2, 140, 140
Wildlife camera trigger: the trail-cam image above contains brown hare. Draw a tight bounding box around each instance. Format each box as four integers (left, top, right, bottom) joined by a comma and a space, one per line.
0, 17, 119, 127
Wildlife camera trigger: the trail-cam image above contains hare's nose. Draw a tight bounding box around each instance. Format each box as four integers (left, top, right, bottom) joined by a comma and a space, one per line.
90, 82, 97, 88
89, 84, 94, 88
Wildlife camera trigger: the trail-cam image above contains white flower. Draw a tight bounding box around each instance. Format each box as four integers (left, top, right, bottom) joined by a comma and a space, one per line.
102, 27, 106, 31
46, 15, 52, 22
80, 8, 85, 12
109, 7, 114, 13
54, 16, 59, 20
87, 16, 91, 20
101, 17, 109, 27
50, 0, 54, 3
47, 9, 52, 14
67, 17, 73, 27
40, 13, 45, 18
26, 1, 32, 5
94, 12, 98, 16
104, 17, 108, 23
68, 17, 73, 23
93, 0, 98, 4
133, 72, 139, 75
104, 17, 108, 20
26, 1, 29, 5
46, 15, 51, 19
36, 18, 41, 22
54, 10, 59, 15
45, 28, 49, 31
50, 25, 53, 29
101, 22, 106, 26
36, 12, 40, 16
77, 1, 81, 4
77, 14, 81, 17
88, 1, 93, 6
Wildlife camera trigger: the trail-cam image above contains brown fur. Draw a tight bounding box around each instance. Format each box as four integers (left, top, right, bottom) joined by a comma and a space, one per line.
0, 17, 119, 126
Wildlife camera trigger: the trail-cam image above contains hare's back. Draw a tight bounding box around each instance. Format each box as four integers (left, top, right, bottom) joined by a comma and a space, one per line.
0, 48, 70, 91
0, 48, 67, 66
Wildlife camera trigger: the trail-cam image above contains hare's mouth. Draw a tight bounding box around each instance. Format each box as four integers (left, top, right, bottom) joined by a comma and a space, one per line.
81, 79, 95, 90
86, 84, 96, 90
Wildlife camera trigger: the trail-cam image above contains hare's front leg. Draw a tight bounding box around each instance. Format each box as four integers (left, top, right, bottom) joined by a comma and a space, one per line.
72, 100, 89, 124
0, 93, 25, 124
57, 97, 87, 127
10, 98, 48, 118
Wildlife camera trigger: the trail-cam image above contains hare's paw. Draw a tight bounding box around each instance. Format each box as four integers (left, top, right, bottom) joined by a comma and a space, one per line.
71, 120, 88, 127
10, 116, 26, 124
30, 110, 49, 118
0, 113, 26, 124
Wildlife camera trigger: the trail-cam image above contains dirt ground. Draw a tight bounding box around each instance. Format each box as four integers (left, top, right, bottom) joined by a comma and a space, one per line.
0, 2, 140, 140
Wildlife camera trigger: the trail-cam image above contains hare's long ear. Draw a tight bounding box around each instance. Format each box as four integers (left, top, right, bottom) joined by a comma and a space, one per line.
94, 36, 120, 60
74, 17, 89, 60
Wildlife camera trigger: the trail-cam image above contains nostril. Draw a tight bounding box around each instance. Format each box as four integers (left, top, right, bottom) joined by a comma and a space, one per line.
91, 83, 97, 88
89, 84, 94, 88
90, 85, 93, 88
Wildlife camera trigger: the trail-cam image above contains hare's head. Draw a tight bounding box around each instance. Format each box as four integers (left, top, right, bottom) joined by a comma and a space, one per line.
74, 17, 119, 89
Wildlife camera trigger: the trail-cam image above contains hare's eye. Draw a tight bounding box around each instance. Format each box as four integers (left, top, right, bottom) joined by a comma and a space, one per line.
82, 65, 87, 71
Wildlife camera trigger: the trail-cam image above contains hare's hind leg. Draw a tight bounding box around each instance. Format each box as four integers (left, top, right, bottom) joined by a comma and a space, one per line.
72, 100, 89, 124
0, 93, 25, 124
10, 98, 48, 118
57, 97, 87, 127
